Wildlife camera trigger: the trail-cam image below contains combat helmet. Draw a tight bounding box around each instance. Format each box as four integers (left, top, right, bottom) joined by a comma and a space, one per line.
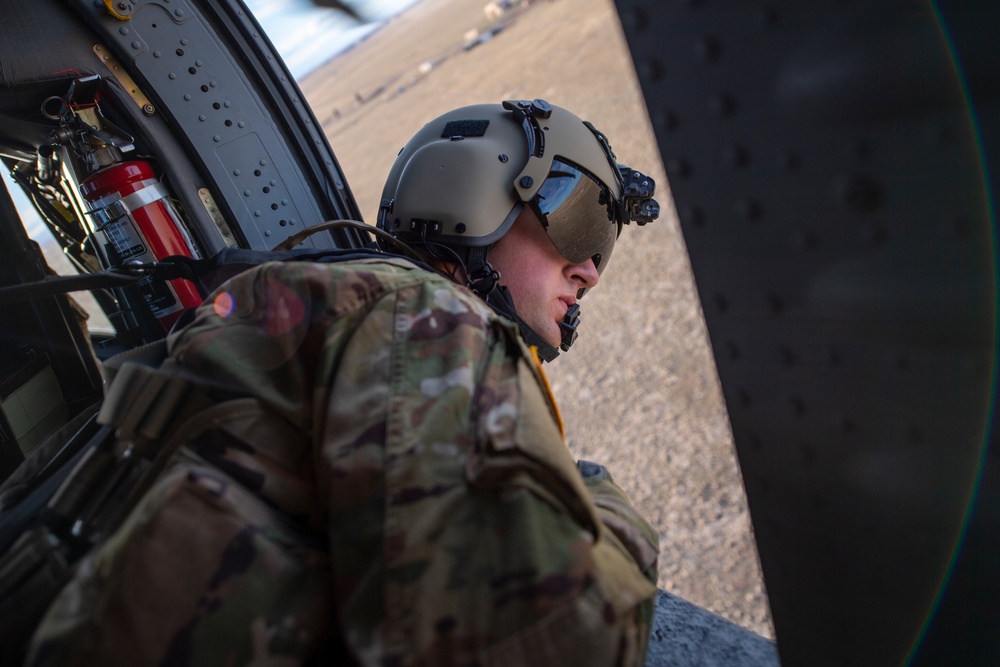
377, 98, 659, 360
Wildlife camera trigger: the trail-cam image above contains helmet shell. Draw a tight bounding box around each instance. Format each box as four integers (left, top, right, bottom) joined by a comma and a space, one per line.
377, 100, 623, 250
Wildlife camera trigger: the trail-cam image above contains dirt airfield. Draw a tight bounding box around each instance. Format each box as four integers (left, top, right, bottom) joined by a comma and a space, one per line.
301, 0, 774, 638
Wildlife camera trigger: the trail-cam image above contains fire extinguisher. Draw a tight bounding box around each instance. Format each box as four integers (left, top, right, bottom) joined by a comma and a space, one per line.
80, 160, 202, 331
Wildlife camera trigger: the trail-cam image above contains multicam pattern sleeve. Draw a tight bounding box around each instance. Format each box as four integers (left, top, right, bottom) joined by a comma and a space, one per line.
27, 258, 657, 667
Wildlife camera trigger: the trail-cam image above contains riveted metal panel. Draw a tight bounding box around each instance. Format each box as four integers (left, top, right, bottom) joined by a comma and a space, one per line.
614, 0, 998, 665
65, 0, 362, 251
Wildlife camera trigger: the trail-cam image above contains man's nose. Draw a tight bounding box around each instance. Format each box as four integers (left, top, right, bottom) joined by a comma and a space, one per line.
569, 257, 600, 289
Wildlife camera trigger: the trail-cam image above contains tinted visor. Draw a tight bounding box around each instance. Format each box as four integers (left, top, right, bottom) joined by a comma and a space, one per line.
533, 159, 619, 273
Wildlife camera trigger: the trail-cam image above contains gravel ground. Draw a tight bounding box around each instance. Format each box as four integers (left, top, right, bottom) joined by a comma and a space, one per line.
301, 0, 774, 638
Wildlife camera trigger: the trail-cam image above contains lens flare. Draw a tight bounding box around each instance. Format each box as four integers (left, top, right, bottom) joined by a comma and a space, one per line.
213, 291, 236, 318
908, 4, 998, 663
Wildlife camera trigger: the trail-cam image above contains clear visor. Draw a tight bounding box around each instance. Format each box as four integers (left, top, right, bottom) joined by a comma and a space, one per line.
533, 159, 619, 273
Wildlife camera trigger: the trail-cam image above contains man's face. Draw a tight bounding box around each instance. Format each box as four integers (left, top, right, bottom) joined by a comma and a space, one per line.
488, 207, 600, 348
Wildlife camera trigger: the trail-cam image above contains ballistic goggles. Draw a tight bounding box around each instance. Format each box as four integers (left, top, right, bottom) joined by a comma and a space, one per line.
530, 158, 659, 274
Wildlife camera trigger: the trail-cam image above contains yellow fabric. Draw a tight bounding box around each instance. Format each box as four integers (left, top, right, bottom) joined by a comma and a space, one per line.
528, 346, 565, 438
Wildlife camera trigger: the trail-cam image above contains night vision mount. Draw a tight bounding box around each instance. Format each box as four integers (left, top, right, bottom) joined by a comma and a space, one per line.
580, 117, 659, 227
619, 165, 659, 226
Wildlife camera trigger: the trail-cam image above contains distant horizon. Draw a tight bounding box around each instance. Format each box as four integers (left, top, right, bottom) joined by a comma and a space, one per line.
249, 0, 423, 79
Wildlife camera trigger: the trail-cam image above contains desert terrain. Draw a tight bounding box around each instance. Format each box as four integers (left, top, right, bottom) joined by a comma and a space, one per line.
300, 0, 774, 638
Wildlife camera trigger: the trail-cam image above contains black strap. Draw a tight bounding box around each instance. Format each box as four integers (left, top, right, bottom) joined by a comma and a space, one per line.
0, 247, 403, 307
486, 286, 561, 362
466, 246, 500, 296
0, 269, 144, 305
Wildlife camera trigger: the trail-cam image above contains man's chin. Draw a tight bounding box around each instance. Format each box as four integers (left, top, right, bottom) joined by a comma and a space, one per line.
542, 325, 563, 350
522, 318, 562, 350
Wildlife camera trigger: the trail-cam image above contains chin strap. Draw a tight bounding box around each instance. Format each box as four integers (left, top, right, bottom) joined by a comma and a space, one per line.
466, 246, 582, 363
484, 286, 563, 362
465, 246, 500, 296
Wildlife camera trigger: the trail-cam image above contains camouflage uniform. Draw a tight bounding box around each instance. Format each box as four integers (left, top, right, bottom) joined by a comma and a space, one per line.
27, 257, 658, 666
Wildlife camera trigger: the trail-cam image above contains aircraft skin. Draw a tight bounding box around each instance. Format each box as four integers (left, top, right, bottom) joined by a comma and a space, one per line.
0, 0, 995, 665
614, 2, 998, 665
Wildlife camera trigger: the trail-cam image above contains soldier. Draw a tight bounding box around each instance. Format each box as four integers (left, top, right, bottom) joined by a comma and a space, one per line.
27, 99, 661, 666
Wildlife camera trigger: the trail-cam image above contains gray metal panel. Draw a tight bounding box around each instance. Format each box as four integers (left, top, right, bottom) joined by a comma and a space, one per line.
646, 590, 779, 667
614, 0, 996, 664
66, 0, 357, 250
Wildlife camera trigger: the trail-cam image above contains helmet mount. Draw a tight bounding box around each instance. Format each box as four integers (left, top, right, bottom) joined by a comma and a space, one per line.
465, 245, 500, 296
377, 99, 659, 360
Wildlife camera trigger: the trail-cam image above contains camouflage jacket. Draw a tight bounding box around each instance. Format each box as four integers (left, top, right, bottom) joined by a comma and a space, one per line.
28, 256, 658, 666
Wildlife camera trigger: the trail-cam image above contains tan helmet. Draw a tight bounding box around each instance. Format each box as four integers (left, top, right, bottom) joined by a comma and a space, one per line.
376, 99, 658, 360
377, 99, 657, 277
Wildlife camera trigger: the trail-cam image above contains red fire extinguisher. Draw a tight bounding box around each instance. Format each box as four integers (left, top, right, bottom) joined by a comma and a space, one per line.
80, 160, 202, 331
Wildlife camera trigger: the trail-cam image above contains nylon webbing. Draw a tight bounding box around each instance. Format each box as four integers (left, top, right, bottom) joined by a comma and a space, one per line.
0, 271, 143, 305
98, 361, 207, 445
